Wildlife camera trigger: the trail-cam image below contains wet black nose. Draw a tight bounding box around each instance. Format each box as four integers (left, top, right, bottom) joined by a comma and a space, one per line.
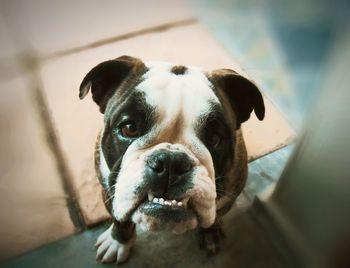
146, 150, 193, 196
148, 151, 193, 176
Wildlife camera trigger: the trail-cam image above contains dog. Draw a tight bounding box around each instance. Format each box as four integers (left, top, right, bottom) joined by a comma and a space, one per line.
79, 55, 265, 264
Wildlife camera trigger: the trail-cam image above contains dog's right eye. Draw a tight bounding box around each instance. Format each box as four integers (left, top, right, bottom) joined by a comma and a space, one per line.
119, 121, 140, 138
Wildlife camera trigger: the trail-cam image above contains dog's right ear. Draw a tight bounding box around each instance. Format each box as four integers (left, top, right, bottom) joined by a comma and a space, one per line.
79, 55, 145, 113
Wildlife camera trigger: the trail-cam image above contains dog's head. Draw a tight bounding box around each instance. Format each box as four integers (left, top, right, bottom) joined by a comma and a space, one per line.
80, 55, 264, 234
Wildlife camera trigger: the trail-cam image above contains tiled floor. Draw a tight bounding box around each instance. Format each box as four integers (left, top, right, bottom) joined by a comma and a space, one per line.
2, 0, 343, 267
3, 148, 295, 268
2, 202, 286, 268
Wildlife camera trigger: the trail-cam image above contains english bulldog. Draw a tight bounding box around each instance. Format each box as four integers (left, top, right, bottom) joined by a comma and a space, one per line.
79, 55, 265, 264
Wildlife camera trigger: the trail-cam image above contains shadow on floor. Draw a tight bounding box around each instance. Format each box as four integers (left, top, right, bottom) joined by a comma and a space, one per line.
2, 198, 288, 268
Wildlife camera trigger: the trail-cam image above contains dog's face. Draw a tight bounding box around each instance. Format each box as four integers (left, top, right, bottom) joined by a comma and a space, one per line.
80, 56, 264, 234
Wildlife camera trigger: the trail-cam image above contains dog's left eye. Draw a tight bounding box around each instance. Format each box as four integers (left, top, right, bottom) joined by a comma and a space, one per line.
205, 133, 222, 148
202, 119, 227, 149
120, 121, 140, 138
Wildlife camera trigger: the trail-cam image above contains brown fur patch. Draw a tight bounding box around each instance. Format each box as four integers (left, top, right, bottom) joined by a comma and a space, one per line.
142, 110, 186, 148
170, 65, 187, 75
163, 112, 185, 143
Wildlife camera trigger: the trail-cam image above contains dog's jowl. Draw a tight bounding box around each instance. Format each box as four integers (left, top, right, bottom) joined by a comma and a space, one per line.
79, 55, 265, 264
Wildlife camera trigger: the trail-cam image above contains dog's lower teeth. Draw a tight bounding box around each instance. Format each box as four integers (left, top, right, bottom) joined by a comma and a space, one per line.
151, 197, 186, 207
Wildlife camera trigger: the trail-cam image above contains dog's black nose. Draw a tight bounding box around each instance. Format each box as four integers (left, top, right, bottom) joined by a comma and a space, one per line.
148, 151, 192, 175
146, 150, 193, 196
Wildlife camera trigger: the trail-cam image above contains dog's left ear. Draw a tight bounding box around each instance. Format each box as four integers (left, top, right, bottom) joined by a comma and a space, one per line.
79, 55, 145, 113
210, 69, 265, 129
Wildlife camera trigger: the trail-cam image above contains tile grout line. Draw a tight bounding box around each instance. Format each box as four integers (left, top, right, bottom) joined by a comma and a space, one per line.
0, 18, 198, 82
24, 54, 86, 232
247, 139, 295, 163
41, 18, 198, 62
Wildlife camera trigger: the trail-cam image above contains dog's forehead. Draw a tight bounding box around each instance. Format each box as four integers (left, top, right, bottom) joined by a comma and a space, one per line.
136, 62, 220, 118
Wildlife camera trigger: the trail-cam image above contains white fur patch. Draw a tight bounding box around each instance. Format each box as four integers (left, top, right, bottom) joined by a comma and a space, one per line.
95, 224, 134, 264
99, 145, 110, 189
188, 166, 217, 228
112, 152, 146, 221
139, 62, 219, 127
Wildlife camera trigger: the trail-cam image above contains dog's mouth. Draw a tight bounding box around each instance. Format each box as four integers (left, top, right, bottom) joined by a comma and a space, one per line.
146, 192, 190, 208
130, 192, 197, 233
139, 193, 194, 221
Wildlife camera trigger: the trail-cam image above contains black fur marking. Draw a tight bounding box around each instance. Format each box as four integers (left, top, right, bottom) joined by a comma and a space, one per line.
198, 217, 225, 256
195, 103, 235, 198
170, 65, 187, 75
112, 219, 135, 244
102, 92, 155, 177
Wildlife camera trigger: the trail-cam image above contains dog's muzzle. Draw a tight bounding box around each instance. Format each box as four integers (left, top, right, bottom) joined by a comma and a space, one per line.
113, 143, 216, 234
136, 149, 196, 231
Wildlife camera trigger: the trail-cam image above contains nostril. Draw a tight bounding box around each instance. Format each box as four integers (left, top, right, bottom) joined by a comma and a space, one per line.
183, 161, 193, 173
147, 150, 193, 177
173, 159, 193, 175
148, 158, 165, 174
153, 159, 164, 174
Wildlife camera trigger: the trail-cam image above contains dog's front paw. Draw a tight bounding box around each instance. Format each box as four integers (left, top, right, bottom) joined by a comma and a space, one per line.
198, 219, 225, 256
95, 224, 134, 264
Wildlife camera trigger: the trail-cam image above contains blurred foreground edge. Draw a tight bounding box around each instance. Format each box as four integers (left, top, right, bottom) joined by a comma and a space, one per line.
254, 27, 350, 268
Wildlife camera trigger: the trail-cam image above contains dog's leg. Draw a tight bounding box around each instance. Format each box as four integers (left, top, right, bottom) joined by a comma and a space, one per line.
95, 220, 135, 264
198, 217, 225, 256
